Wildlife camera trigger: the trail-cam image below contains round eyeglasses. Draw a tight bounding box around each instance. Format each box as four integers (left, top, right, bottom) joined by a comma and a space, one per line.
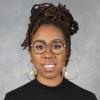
30, 39, 66, 55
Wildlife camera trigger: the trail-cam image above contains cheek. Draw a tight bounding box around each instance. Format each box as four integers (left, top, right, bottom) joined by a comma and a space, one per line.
57, 49, 70, 67
31, 54, 41, 68
57, 53, 66, 67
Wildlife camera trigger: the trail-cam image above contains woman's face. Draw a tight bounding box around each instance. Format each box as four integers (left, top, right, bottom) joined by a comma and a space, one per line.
30, 24, 70, 80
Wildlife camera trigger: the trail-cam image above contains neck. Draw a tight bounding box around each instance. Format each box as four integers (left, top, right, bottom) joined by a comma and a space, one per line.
36, 75, 63, 87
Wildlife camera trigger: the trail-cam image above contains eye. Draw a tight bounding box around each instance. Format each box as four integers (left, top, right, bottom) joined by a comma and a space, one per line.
52, 43, 62, 49
35, 44, 45, 50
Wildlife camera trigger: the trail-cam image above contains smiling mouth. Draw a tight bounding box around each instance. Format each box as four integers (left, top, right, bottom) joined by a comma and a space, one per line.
42, 64, 56, 71
43, 64, 56, 68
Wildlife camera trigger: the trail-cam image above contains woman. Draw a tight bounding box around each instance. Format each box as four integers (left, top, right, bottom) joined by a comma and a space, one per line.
4, 3, 97, 100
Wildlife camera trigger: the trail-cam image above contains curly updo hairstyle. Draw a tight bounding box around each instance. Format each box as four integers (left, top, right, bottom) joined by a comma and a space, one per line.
21, 3, 79, 66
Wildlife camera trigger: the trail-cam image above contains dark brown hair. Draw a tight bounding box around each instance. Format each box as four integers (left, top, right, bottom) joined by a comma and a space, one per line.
21, 3, 79, 66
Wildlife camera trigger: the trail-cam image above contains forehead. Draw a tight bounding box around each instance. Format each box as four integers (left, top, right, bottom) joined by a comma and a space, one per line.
32, 24, 65, 43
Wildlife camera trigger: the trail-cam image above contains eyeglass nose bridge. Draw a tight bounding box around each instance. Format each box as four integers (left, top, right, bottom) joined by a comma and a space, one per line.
44, 44, 52, 54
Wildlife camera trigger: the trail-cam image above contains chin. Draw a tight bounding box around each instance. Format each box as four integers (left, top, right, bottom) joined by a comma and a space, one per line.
43, 73, 60, 79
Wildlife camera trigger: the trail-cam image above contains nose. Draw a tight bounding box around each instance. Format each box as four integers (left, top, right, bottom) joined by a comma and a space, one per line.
43, 45, 54, 58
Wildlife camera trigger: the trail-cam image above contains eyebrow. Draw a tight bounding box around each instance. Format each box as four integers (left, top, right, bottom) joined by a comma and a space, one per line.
33, 39, 65, 43
33, 40, 45, 44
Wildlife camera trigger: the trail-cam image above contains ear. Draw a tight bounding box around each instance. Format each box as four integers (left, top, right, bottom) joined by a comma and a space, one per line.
65, 47, 71, 57
29, 50, 33, 63
65, 48, 71, 66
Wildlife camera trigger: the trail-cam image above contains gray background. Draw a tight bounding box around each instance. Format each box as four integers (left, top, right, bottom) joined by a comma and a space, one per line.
0, 0, 100, 100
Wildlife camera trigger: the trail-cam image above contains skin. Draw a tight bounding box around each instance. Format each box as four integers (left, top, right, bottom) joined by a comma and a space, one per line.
29, 24, 70, 87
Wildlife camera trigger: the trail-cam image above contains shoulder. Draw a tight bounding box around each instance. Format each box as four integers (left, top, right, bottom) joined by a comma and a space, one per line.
64, 78, 97, 100
4, 80, 35, 100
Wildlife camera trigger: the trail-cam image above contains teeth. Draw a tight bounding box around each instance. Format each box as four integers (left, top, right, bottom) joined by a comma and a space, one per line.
43, 65, 55, 68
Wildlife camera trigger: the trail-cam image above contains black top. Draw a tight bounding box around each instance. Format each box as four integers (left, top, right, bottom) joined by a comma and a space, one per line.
4, 77, 97, 100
